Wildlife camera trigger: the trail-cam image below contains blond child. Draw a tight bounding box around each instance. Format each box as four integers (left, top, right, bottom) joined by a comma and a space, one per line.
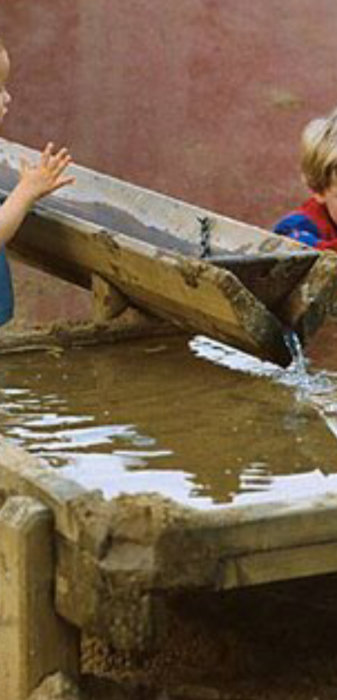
273, 107, 337, 251
0, 38, 75, 325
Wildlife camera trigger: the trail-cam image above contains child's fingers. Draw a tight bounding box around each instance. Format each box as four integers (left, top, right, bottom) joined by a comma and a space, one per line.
54, 147, 70, 161
41, 141, 54, 166
53, 158, 73, 179
48, 147, 69, 168
49, 175, 76, 193
48, 150, 73, 176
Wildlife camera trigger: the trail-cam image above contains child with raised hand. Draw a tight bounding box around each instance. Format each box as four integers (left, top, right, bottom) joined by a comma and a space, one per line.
0, 38, 75, 326
274, 108, 337, 251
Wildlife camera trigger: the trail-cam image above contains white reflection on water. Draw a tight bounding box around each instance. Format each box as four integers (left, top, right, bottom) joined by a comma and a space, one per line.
232, 468, 337, 506
59, 456, 337, 509
58, 452, 217, 510
9, 424, 142, 451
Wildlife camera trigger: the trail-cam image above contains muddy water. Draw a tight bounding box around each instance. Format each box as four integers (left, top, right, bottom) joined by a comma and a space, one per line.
1, 332, 337, 508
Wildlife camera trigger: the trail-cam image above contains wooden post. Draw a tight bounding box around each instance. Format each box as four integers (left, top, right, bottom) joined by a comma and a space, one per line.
91, 273, 129, 322
0, 496, 80, 700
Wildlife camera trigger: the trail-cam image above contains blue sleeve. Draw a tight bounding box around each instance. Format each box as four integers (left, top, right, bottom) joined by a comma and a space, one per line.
273, 213, 320, 247
0, 248, 14, 326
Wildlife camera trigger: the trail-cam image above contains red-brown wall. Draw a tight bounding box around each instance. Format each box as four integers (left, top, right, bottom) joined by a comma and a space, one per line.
1, 1, 337, 327
2, 0, 337, 227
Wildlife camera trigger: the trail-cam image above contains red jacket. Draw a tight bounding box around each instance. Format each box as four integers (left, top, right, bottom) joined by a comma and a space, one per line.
274, 196, 337, 250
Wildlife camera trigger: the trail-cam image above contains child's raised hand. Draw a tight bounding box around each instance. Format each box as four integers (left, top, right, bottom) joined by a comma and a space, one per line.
19, 142, 76, 203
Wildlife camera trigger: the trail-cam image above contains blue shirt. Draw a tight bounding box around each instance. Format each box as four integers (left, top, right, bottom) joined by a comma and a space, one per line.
0, 248, 14, 326
273, 212, 321, 247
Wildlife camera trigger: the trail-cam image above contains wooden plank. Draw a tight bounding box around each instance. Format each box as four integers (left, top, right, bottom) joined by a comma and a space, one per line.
2, 441, 337, 564
0, 138, 320, 311
2, 194, 291, 366
278, 251, 337, 343
0, 137, 312, 261
0, 137, 335, 361
0, 497, 79, 699
0, 316, 176, 355
17, 198, 319, 310
91, 273, 129, 322
211, 250, 319, 309
221, 541, 337, 590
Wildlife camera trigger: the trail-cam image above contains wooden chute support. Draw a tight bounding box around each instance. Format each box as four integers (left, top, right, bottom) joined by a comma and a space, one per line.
91, 273, 128, 323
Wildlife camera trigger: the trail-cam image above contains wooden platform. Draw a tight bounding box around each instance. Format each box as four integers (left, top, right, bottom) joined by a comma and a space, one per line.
1, 440, 337, 651
3, 437, 337, 696
1, 139, 336, 365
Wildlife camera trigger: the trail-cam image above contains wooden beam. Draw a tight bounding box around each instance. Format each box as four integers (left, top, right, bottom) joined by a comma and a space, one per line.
0, 496, 79, 699
6, 200, 291, 365
91, 273, 129, 322
278, 251, 337, 343
0, 316, 176, 355
0, 137, 335, 363
221, 541, 337, 589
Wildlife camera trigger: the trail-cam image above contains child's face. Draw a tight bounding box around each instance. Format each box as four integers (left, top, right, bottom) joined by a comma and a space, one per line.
315, 183, 337, 226
0, 49, 11, 124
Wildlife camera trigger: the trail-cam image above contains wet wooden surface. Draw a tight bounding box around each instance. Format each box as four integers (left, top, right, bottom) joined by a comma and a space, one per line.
0, 140, 296, 366
1, 138, 336, 362
0, 139, 319, 311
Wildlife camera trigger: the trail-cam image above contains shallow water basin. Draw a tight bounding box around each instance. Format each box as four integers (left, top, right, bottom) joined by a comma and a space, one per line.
1, 333, 337, 509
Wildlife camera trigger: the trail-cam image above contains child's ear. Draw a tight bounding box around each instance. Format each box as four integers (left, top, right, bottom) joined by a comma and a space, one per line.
313, 191, 326, 204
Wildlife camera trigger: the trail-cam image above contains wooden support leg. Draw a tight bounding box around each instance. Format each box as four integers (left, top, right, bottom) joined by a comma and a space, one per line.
91, 273, 129, 323
0, 496, 80, 700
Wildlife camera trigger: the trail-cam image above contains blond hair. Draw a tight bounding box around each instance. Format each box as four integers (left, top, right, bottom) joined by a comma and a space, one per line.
301, 108, 337, 192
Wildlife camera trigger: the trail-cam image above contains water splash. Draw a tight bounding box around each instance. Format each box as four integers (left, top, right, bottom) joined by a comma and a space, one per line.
284, 329, 308, 377
189, 334, 336, 402
282, 329, 336, 400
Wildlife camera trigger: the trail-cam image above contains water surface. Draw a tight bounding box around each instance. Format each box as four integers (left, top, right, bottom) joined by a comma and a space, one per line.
1, 333, 337, 508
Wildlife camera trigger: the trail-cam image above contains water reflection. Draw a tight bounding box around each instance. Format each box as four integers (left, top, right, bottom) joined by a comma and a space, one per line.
0, 334, 337, 508
190, 335, 335, 397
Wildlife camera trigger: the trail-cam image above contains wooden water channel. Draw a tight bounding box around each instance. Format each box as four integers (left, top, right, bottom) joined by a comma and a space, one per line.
1, 139, 337, 366
1, 139, 337, 697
